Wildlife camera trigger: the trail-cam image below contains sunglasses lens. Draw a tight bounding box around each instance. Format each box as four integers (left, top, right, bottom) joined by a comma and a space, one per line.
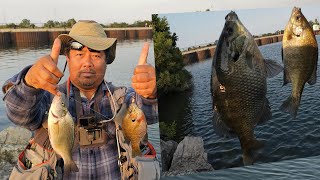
69, 41, 101, 53
70, 41, 84, 50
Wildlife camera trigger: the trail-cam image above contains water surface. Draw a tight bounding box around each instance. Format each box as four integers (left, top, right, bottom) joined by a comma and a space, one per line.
159, 36, 320, 170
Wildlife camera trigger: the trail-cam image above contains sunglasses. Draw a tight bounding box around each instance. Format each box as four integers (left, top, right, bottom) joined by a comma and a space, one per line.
69, 41, 101, 53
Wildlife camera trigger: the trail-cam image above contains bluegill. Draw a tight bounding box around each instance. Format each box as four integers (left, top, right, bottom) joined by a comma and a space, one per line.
48, 93, 79, 175
115, 98, 148, 158
211, 11, 282, 165
280, 7, 318, 119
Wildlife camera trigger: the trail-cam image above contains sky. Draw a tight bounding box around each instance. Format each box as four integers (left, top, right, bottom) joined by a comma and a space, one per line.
0, 0, 319, 48
1, 0, 319, 25
159, 2, 320, 49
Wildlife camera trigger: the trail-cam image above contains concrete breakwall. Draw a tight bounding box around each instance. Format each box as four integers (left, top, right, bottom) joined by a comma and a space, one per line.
0, 27, 153, 48
182, 34, 284, 65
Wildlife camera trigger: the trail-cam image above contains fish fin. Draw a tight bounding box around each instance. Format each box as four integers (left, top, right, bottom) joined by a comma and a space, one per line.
264, 59, 283, 78
242, 139, 264, 166
211, 64, 222, 109
242, 153, 254, 166
211, 60, 219, 95
279, 95, 300, 119
212, 111, 236, 138
281, 47, 284, 63
250, 139, 264, 150
63, 159, 79, 177
132, 143, 142, 158
245, 50, 255, 70
124, 136, 131, 145
281, 46, 291, 86
141, 132, 148, 145
256, 98, 272, 125
114, 102, 128, 127
308, 52, 317, 85
283, 68, 291, 86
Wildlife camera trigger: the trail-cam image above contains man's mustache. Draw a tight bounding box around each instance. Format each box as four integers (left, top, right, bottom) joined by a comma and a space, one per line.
79, 69, 96, 74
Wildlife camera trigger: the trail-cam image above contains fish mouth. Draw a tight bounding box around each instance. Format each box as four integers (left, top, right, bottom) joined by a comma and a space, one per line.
226, 27, 233, 35
132, 119, 136, 122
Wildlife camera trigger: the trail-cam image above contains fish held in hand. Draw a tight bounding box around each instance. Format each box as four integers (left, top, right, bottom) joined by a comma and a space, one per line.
280, 7, 318, 119
48, 92, 79, 175
115, 98, 148, 158
211, 11, 282, 166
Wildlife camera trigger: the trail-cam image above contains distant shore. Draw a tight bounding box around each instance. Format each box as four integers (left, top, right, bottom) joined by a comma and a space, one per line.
0, 27, 152, 32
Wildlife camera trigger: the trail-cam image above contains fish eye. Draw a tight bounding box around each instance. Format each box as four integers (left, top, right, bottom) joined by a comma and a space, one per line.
296, 16, 301, 21
61, 102, 65, 106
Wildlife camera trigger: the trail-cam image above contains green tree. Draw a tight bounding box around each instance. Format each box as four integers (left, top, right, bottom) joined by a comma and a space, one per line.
44, 20, 55, 28
66, 18, 76, 27
5, 23, 17, 29
107, 22, 129, 28
19, 19, 31, 28
152, 14, 192, 98
131, 20, 152, 27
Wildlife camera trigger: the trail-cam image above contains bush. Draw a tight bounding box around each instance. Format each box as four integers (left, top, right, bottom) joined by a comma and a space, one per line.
159, 121, 177, 140
152, 14, 192, 98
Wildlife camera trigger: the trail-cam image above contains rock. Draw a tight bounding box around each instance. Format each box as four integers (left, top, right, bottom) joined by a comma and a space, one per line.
160, 139, 178, 171
167, 136, 214, 176
0, 126, 32, 145
0, 126, 32, 177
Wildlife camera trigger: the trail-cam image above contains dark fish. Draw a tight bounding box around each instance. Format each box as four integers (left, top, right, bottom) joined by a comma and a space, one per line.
211, 11, 282, 166
280, 7, 318, 119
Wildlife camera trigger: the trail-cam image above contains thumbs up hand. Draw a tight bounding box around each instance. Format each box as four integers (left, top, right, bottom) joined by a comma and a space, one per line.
24, 38, 64, 95
132, 42, 157, 99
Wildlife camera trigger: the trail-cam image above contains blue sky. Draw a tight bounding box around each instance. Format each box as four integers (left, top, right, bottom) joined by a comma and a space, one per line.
160, 4, 320, 49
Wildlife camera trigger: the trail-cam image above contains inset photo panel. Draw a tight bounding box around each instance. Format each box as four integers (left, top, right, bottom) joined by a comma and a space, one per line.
0, 13, 161, 179
153, 4, 320, 178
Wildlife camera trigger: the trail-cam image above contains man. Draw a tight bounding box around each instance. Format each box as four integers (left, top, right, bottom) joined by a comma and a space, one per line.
3, 20, 158, 179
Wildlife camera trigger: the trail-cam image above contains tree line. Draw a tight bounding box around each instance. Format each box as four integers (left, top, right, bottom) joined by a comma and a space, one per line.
0, 19, 152, 29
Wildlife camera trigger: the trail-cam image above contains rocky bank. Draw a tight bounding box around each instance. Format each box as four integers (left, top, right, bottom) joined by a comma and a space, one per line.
0, 126, 32, 179
161, 136, 214, 176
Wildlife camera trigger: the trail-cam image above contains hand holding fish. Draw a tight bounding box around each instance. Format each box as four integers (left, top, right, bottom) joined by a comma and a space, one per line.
24, 38, 63, 95
132, 42, 157, 99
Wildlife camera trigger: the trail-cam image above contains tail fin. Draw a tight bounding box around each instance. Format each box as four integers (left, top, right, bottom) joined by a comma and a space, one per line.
242, 139, 264, 166
63, 159, 79, 177
279, 95, 300, 119
132, 143, 142, 158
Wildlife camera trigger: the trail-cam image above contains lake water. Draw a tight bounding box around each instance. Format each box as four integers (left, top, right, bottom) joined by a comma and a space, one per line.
162, 155, 320, 180
159, 35, 320, 172
0, 39, 161, 161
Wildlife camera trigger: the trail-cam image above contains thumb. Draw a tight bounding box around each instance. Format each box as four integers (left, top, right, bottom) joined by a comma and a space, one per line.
50, 38, 61, 64
137, 42, 149, 65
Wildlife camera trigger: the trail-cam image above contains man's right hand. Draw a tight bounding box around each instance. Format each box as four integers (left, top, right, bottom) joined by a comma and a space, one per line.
24, 38, 64, 95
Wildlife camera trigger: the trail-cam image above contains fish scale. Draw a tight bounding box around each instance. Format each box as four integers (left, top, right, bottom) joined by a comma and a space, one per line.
280, 7, 318, 119
211, 11, 282, 166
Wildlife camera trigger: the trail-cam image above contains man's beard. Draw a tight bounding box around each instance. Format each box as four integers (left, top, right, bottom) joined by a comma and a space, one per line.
79, 79, 95, 88
81, 81, 95, 87
78, 69, 96, 88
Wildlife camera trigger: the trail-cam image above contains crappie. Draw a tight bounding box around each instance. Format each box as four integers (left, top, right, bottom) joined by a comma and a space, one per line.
115, 98, 148, 158
211, 11, 282, 165
280, 7, 318, 119
48, 93, 79, 175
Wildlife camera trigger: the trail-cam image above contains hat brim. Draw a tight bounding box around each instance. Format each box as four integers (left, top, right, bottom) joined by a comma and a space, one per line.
58, 34, 117, 64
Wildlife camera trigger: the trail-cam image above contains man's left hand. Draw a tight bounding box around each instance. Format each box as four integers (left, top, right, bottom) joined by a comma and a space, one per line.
132, 43, 157, 99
